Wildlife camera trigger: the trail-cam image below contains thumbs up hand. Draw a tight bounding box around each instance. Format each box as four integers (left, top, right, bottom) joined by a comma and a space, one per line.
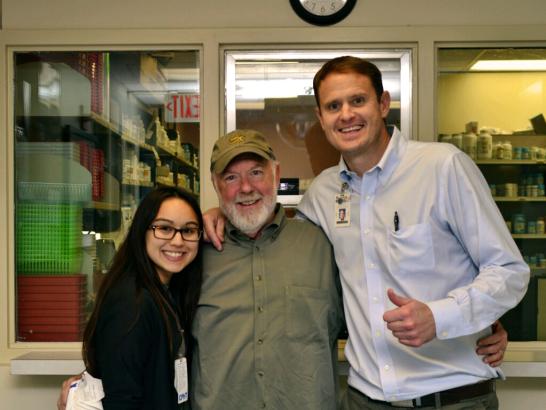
382, 288, 436, 347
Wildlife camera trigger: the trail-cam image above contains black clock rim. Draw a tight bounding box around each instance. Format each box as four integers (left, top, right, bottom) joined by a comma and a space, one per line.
289, 0, 357, 26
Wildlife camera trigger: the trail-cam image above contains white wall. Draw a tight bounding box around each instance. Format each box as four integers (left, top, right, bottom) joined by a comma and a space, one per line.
3, 0, 546, 29
2, 1, 546, 409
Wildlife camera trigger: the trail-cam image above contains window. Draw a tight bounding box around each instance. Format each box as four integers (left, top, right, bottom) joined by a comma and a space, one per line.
224, 49, 412, 202
437, 47, 546, 342
14, 50, 201, 343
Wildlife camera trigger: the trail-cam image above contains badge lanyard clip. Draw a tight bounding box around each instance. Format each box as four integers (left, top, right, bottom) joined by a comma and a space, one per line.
335, 181, 351, 226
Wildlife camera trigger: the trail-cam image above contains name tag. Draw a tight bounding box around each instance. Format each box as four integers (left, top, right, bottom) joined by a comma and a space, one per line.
335, 193, 351, 227
174, 357, 188, 403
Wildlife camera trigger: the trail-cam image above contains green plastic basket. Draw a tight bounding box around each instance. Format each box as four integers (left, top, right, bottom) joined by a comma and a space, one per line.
16, 203, 83, 274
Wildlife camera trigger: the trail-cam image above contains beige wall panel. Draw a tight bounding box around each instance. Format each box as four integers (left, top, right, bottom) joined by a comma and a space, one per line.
3, 0, 546, 30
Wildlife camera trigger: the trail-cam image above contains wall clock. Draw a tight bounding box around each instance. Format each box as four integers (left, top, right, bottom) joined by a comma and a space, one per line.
289, 0, 357, 26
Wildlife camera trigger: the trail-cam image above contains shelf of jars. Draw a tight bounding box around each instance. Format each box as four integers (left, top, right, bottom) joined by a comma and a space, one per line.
121, 179, 154, 188
477, 159, 546, 165
512, 234, 546, 239
494, 196, 546, 202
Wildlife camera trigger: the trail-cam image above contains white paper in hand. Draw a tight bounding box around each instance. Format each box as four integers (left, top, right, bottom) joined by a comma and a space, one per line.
66, 371, 105, 410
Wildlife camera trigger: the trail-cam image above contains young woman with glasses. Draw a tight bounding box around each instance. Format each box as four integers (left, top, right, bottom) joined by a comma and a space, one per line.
81, 186, 203, 409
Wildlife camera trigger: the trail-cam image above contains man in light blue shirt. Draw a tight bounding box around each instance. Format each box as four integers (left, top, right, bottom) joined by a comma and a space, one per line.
296, 56, 529, 409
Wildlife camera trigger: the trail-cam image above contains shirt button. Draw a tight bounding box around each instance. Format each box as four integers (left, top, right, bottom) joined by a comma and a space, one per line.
256, 275, 262, 281
364, 228, 370, 235
258, 306, 264, 313
366, 195, 371, 200
369, 263, 375, 268
375, 331, 381, 337
384, 365, 390, 371
257, 339, 263, 344
441, 331, 448, 337
372, 296, 379, 302
262, 403, 266, 408
258, 371, 264, 377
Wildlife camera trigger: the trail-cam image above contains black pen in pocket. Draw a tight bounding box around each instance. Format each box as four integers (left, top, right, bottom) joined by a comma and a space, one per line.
394, 211, 399, 232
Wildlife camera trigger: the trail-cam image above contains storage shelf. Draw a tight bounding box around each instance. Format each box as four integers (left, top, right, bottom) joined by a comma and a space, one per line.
121, 180, 154, 188
89, 112, 119, 134
476, 159, 546, 165
121, 134, 154, 152
88, 201, 119, 211
512, 234, 546, 239
494, 196, 546, 202
531, 268, 546, 277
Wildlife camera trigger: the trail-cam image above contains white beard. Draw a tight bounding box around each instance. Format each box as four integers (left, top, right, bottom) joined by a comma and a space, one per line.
220, 192, 277, 236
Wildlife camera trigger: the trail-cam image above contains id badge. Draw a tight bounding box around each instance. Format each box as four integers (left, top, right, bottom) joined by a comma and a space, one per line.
335, 193, 351, 227
174, 357, 188, 404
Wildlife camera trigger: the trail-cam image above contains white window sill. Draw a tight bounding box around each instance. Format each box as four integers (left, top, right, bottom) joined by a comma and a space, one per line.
10, 343, 546, 377
10, 351, 84, 375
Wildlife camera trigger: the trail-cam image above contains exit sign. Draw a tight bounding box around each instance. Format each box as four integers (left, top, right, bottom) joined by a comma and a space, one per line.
164, 93, 200, 123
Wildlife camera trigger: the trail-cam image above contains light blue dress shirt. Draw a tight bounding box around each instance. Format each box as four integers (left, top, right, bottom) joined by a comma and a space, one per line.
298, 127, 529, 402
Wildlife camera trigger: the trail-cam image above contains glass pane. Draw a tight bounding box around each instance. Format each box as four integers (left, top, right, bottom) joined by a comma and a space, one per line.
225, 50, 412, 199
14, 50, 201, 342
437, 47, 546, 342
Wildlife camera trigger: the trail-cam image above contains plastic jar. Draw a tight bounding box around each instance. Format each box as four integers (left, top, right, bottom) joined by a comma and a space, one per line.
537, 217, 545, 234
477, 131, 493, 159
451, 133, 463, 150
502, 141, 513, 160
512, 213, 526, 234
462, 133, 477, 160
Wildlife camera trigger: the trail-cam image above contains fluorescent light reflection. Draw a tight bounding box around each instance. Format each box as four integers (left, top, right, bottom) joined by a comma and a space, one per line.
471, 60, 546, 71
236, 78, 401, 101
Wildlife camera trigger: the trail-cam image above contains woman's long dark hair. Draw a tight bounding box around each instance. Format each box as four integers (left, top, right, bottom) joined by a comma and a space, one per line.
82, 187, 203, 375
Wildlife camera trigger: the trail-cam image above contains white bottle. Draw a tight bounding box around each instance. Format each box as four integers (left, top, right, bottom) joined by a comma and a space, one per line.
502, 141, 513, 160
451, 133, 463, 150
477, 130, 493, 160
462, 132, 477, 160
493, 142, 503, 159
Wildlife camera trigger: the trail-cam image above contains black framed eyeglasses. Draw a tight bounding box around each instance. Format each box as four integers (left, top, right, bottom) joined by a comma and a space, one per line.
149, 225, 202, 242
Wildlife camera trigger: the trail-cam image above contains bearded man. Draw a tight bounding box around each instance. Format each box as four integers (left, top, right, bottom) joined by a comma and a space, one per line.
190, 129, 344, 410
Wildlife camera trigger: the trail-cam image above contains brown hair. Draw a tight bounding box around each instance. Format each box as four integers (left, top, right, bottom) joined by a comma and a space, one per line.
82, 186, 203, 376
313, 56, 384, 109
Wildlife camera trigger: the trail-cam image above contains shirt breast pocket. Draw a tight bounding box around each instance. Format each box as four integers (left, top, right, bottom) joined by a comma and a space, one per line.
387, 222, 435, 276
285, 286, 330, 343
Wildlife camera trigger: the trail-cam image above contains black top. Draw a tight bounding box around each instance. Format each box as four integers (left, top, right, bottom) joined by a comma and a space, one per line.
93, 274, 185, 409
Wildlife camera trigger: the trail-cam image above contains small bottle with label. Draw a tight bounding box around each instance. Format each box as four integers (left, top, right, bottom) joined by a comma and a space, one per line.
537, 217, 545, 234
513, 146, 522, 160
477, 130, 493, 160
493, 142, 503, 159
502, 141, 513, 160
512, 213, 526, 234
462, 133, 477, 160
452, 133, 463, 150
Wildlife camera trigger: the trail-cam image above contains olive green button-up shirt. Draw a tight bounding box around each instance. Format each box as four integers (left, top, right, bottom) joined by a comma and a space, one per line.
191, 206, 343, 410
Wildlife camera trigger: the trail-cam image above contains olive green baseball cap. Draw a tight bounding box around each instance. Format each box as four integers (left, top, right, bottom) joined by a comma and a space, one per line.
210, 129, 276, 174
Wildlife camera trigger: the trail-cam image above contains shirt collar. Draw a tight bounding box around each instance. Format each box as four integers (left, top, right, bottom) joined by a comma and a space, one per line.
338, 126, 407, 186
225, 203, 285, 245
